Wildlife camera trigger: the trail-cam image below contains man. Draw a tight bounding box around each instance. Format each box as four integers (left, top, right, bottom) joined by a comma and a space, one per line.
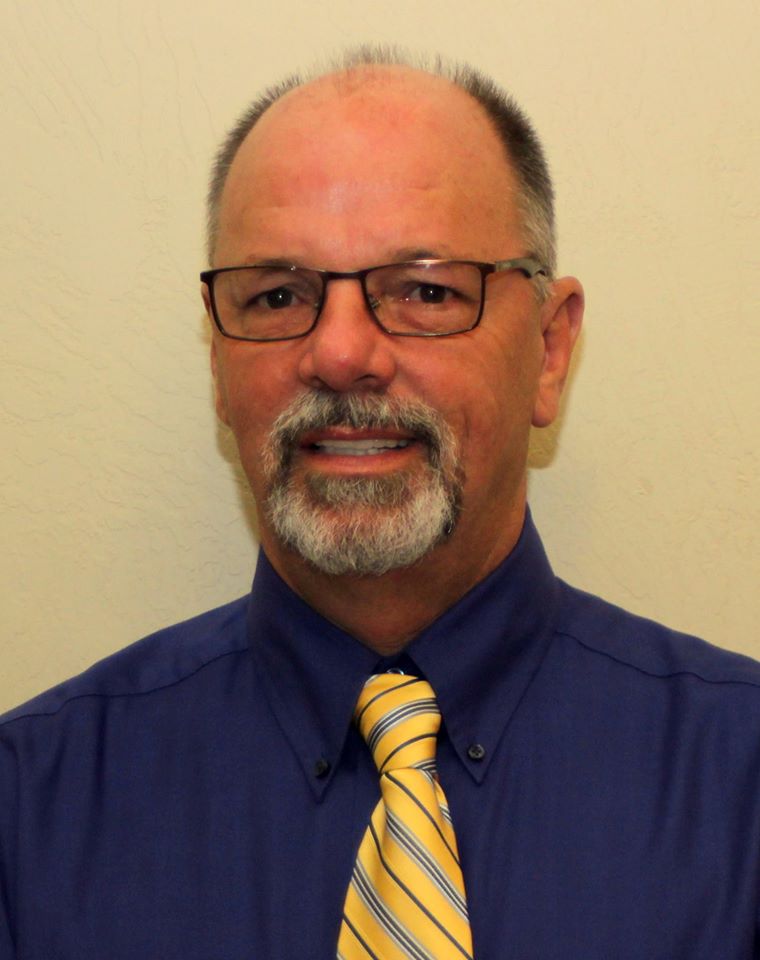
1, 50, 759, 959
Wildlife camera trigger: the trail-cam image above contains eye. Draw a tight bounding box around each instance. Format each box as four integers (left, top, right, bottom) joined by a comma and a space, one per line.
257, 286, 295, 310
375, 264, 473, 308
241, 273, 320, 313
411, 283, 453, 305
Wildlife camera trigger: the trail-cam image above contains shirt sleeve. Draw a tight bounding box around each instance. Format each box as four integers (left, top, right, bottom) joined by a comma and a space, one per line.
0, 906, 15, 960
0, 731, 18, 958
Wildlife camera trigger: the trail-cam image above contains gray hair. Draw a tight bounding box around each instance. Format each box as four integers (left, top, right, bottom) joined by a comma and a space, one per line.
205, 46, 556, 282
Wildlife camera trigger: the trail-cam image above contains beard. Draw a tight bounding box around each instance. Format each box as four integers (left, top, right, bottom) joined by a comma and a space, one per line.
261, 392, 463, 576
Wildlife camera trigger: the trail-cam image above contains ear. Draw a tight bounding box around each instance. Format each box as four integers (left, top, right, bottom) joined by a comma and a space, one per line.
532, 276, 584, 428
203, 284, 231, 426
210, 340, 231, 426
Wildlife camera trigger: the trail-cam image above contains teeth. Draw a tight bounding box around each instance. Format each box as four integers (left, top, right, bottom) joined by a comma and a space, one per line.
312, 438, 410, 456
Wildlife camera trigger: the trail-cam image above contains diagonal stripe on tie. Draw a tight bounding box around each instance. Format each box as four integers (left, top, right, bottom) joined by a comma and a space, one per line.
337, 673, 474, 960
385, 808, 469, 919
384, 772, 461, 866
366, 816, 472, 955
351, 858, 435, 960
383, 776, 468, 906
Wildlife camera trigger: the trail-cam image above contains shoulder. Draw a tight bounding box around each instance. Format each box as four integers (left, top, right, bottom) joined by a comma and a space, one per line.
554, 579, 760, 690
0, 596, 250, 729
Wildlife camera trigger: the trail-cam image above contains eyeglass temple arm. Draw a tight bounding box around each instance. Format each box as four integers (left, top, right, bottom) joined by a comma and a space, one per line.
493, 257, 547, 278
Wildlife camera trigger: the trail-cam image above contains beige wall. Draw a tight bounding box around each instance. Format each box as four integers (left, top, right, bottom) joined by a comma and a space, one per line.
2, 0, 758, 712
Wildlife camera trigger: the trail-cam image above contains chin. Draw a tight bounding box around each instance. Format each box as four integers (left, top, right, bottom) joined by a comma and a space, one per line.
265, 472, 460, 577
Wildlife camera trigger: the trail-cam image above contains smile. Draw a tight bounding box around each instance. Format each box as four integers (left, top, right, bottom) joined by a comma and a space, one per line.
310, 438, 412, 456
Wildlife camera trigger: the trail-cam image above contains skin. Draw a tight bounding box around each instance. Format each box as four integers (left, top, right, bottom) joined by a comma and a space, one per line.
206, 65, 584, 654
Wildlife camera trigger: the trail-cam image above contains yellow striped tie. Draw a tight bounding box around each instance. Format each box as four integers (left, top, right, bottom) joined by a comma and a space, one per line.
337, 673, 474, 959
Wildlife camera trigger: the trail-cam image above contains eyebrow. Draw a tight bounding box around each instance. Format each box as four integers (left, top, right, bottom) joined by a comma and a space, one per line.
240, 256, 298, 268
390, 247, 455, 261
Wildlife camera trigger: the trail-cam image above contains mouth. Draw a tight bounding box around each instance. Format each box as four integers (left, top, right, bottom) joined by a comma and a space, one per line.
263, 392, 449, 487
298, 429, 419, 470
308, 437, 413, 457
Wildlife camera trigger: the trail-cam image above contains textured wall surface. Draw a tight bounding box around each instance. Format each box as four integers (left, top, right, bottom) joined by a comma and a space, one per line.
2, 0, 758, 711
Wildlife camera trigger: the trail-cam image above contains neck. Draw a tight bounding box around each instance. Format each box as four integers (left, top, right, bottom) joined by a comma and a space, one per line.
261, 501, 527, 655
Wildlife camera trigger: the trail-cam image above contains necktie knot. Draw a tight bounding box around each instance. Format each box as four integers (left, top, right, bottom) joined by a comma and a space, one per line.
355, 673, 441, 775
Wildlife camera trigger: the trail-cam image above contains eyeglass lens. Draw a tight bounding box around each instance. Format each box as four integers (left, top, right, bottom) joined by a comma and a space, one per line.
211, 262, 485, 340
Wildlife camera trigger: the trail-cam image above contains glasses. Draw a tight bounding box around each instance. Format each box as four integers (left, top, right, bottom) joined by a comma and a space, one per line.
200, 257, 546, 342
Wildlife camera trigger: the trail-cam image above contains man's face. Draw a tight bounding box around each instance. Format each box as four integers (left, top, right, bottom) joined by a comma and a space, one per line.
208, 68, 580, 580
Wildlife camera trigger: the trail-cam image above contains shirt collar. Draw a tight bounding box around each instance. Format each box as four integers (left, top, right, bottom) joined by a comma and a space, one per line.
247, 508, 559, 798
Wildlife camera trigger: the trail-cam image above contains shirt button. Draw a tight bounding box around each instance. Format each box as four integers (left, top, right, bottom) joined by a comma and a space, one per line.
313, 758, 331, 778
467, 743, 486, 761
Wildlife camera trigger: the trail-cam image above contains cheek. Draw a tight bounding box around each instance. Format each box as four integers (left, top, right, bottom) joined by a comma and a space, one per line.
214, 349, 294, 471
216, 343, 296, 425
451, 332, 543, 465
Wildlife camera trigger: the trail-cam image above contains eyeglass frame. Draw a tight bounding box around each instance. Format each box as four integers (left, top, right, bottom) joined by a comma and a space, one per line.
200, 257, 547, 342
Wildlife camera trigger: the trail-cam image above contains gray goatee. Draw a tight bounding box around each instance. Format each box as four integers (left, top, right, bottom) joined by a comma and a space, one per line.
262, 392, 463, 576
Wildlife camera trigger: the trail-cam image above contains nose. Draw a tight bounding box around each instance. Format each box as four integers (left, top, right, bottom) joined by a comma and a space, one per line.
297, 279, 398, 393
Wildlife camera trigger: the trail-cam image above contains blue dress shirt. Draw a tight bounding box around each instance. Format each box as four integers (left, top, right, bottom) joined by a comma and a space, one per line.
2, 512, 760, 958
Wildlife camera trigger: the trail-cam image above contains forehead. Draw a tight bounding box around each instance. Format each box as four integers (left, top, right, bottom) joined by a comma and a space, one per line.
215, 66, 521, 266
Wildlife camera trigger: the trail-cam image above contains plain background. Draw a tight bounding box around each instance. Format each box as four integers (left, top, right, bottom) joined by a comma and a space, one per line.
2, 0, 758, 712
